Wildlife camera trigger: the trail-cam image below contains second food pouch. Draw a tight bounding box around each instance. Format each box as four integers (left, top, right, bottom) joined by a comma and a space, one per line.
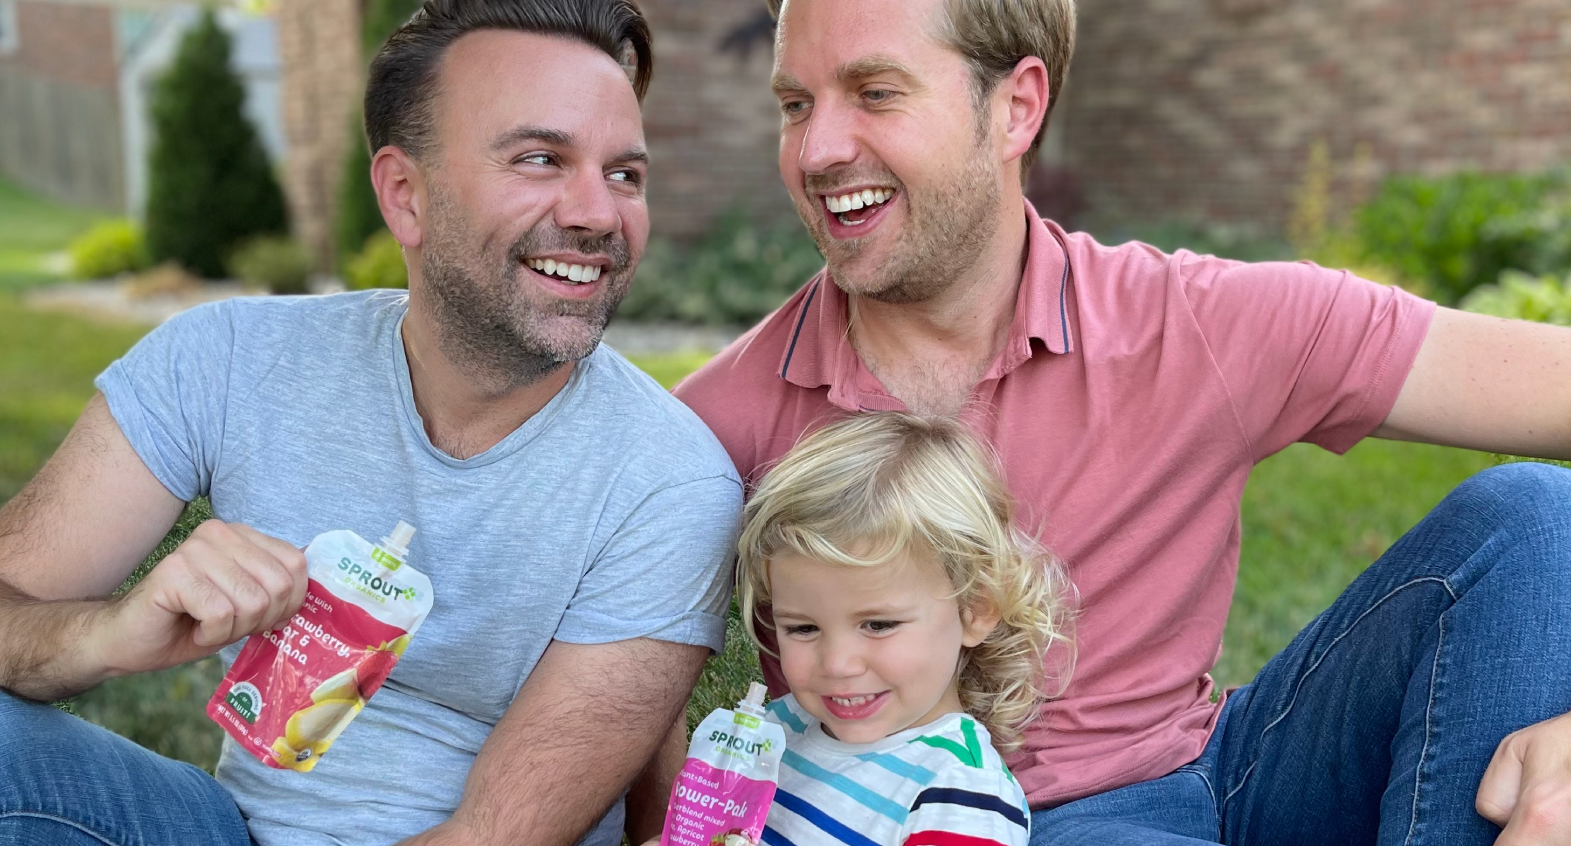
661, 682, 786, 846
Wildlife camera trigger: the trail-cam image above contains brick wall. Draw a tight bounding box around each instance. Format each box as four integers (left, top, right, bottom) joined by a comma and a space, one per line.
639, 1, 795, 241
0, 2, 122, 209
1059, 0, 1571, 232
274, 0, 361, 270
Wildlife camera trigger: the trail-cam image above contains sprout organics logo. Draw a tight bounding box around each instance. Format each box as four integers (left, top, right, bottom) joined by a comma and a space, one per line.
227, 682, 263, 724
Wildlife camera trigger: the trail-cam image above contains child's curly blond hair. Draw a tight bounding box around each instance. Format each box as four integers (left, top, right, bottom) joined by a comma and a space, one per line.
737, 412, 1075, 752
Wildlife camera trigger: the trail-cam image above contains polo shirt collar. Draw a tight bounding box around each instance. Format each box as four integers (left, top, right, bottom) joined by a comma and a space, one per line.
777, 200, 1072, 404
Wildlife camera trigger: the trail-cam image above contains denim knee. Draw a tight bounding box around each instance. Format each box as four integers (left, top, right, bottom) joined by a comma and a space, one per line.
1439, 461, 1571, 596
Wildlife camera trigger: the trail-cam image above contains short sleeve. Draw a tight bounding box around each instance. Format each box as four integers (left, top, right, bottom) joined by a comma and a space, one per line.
900, 764, 1030, 846
93, 301, 236, 502
1178, 256, 1436, 461
553, 474, 742, 652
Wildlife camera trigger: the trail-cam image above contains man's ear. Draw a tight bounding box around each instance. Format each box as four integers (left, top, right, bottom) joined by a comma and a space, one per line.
995, 56, 1049, 165
371, 146, 427, 251
961, 598, 1002, 649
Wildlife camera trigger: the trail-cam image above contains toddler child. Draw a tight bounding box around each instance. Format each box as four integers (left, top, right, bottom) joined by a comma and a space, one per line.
737, 412, 1075, 846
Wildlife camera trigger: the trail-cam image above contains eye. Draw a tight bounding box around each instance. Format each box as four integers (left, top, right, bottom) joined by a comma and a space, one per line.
607, 169, 643, 186
783, 624, 818, 638
863, 620, 902, 634
780, 99, 810, 120
515, 152, 556, 167
862, 89, 896, 105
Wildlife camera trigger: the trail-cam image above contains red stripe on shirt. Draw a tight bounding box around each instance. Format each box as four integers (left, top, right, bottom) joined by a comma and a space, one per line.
903, 831, 1009, 846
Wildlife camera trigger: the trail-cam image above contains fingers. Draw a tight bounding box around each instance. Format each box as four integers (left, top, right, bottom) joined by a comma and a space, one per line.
1493, 779, 1571, 846
1478, 733, 1524, 826
155, 520, 308, 649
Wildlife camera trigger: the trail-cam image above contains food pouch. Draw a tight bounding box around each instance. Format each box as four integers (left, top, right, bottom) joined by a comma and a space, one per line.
206, 521, 433, 771
661, 683, 786, 846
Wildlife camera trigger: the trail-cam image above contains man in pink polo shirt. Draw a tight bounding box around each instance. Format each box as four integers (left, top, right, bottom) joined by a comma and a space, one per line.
672, 0, 1571, 843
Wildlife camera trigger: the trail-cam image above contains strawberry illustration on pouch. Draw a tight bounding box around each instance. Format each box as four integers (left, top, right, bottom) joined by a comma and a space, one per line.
207, 522, 434, 771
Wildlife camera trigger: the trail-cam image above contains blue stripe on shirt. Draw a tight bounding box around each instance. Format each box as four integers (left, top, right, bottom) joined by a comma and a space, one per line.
783, 749, 908, 823
910, 787, 1029, 829
854, 751, 937, 786
761, 826, 797, 846
769, 700, 809, 734
773, 788, 883, 846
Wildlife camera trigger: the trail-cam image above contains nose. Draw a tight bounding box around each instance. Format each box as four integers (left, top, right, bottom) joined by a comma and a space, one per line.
817, 631, 866, 679
796, 100, 858, 176
553, 168, 620, 238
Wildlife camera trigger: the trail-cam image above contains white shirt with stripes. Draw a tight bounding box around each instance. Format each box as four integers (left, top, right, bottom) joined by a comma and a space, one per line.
761, 694, 1030, 846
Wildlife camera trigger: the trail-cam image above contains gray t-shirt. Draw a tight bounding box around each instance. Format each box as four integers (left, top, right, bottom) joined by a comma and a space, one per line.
95, 291, 741, 846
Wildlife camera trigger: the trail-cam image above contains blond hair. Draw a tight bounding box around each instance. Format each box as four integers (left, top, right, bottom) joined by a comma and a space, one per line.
737, 413, 1075, 752
769, 0, 1077, 172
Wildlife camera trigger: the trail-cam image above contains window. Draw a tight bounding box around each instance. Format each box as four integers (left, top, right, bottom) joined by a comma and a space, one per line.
0, 2, 17, 56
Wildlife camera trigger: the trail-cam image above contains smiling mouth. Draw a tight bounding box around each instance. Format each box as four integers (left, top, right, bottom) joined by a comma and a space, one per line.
822, 690, 890, 720
524, 257, 604, 285
822, 188, 896, 227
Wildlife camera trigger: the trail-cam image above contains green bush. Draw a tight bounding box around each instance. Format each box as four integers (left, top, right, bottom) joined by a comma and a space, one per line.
344, 230, 407, 290
619, 209, 825, 326
229, 235, 313, 294
1353, 171, 1561, 304
69, 220, 149, 279
1459, 269, 1571, 326
145, 10, 287, 278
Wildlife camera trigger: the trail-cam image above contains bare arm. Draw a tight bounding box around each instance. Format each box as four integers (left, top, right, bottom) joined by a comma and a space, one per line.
625, 716, 690, 844
0, 394, 306, 701
1374, 307, 1571, 459
397, 637, 707, 846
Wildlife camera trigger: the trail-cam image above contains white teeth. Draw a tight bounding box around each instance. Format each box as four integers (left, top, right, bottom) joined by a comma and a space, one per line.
831, 694, 875, 706
825, 189, 893, 216
526, 259, 603, 285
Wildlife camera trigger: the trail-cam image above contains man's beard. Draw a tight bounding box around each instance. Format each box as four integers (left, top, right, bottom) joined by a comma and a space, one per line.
419, 188, 634, 392
793, 125, 1003, 305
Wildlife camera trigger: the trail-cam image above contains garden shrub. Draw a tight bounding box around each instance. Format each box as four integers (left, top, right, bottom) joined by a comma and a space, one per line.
1353, 171, 1559, 304
1460, 269, 1571, 327
619, 209, 825, 326
229, 235, 313, 295
69, 220, 149, 280
144, 9, 287, 279
344, 230, 407, 290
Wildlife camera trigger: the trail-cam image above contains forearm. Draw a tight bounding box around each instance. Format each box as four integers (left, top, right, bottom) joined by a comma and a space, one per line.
626, 716, 689, 843
0, 578, 117, 701
396, 639, 705, 846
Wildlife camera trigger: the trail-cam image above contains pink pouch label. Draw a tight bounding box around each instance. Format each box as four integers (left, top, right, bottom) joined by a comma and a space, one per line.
662, 758, 777, 846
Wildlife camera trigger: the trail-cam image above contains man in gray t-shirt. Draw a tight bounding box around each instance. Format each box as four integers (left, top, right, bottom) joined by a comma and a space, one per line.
0, 3, 738, 846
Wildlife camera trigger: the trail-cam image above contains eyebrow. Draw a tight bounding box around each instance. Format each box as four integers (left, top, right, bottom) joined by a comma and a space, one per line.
490, 126, 649, 167
835, 56, 917, 84
772, 55, 920, 96
490, 125, 574, 152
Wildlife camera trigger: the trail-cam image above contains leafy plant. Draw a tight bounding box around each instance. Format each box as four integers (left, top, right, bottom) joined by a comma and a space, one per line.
69, 220, 149, 280
229, 235, 313, 295
1459, 270, 1571, 327
144, 9, 288, 278
619, 209, 825, 326
344, 229, 407, 290
1353, 171, 1559, 304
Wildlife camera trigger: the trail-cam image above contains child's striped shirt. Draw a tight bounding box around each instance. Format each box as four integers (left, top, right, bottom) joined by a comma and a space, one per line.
762, 694, 1030, 846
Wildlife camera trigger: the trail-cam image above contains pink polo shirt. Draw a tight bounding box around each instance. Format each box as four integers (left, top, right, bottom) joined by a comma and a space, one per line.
673, 202, 1435, 808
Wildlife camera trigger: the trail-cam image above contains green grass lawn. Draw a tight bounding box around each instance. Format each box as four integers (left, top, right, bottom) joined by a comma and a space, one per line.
0, 179, 103, 291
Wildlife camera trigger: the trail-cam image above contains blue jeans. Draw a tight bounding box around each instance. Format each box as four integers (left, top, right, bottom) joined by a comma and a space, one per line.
1032, 462, 1571, 846
0, 692, 254, 845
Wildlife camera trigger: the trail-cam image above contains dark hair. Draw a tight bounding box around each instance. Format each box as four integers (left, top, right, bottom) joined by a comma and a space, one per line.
365, 0, 653, 160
